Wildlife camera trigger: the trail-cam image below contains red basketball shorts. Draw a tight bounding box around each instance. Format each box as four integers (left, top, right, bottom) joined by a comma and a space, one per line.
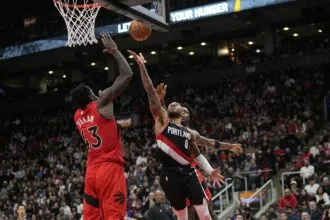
83, 162, 127, 220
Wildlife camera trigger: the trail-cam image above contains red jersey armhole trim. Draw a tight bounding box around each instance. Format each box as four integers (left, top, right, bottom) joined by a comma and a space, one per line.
155, 119, 170, 138
93, 101, 115, 122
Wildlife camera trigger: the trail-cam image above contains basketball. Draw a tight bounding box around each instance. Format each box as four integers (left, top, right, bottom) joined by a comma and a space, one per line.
129, 20, 152, 41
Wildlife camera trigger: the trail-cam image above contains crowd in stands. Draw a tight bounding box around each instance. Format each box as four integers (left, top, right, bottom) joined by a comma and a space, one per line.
0, 60, 326, 220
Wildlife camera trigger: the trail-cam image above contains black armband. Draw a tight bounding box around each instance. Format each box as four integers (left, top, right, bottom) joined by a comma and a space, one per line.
215, 140, 221, 148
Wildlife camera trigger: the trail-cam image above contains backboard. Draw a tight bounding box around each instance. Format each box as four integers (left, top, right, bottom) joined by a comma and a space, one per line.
93, 0, 170, 32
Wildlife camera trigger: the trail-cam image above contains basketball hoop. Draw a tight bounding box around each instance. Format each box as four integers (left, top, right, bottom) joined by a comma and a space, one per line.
53, 0, 102, 47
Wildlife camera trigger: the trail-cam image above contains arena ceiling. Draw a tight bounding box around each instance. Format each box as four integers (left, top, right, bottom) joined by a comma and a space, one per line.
0, 0, 330, 78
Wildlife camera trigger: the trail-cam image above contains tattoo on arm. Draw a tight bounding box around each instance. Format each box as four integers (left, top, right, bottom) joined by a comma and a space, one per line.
139, 65, 165, 120
197, 135, 215, 148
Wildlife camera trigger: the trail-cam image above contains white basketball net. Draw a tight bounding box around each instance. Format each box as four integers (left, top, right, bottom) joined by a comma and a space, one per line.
53, 0, 101, 47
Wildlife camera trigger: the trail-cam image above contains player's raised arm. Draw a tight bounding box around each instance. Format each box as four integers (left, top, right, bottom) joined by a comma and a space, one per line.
97, 33, 133, 108
128, 50, 168, 126
189, 132, 224, 186
156, 83, 167, 108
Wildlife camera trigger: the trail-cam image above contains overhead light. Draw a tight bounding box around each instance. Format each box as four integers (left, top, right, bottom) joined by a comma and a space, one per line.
48, 70, 53, 74
104, 66, 109, 71
283, 27, 290, 31
150, 51, 157, 55
189, 51, 195, 55
54, 88, 58, 92
177, 46, 183, 50
318, 29, 323, 33
129, 55, 134, 59
200, 42, 206, 46
231, 48, 235, 52
90, 62, 96, 66
256, 49, 261, 53
62, 74, 66, 79
218, 47, 229, 56
293, 33, 299, 37
248, 41, 254, 45
144, 60, 147, 63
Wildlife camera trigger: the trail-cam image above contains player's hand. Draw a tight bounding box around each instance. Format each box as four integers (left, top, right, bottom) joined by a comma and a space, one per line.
210, 168, 224, 188
127, 50, 145, 67
101, 33, 118, 53
230, 143, 243, 155
156, 83, 167, 101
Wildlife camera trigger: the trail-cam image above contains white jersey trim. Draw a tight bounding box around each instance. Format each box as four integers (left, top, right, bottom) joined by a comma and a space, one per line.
157, 140, 190, 165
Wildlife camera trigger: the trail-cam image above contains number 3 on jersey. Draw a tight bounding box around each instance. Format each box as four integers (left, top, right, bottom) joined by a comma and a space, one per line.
81, 125, 102, 149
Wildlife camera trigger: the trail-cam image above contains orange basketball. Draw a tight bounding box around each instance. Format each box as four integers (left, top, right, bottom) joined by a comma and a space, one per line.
129, 20, 152, 41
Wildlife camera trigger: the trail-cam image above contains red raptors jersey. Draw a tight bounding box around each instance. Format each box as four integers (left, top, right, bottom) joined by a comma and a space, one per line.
74, 101, 124, 166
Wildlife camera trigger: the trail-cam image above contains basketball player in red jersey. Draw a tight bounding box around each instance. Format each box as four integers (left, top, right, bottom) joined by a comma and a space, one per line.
71, 33, 133, 220
128, 50, 224, 220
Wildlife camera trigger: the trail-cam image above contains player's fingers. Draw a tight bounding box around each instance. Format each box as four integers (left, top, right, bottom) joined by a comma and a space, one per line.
127, 50, 137, 56
164, 85, 168, 91
216, 180, 222, 188
105, 32, 111, 41
101, 37, 106, 46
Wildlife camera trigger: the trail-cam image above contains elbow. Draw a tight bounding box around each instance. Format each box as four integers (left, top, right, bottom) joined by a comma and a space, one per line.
127, 70, 134, 79
125, 71, 134, 82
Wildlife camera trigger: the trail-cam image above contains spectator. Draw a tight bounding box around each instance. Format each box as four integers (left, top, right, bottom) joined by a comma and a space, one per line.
280, 213, 288, 220
243, 207, 255, 220
278, 188, 298, 210
309, 201, 323, 220
316, 187, 330, 208
305, 177, 321, 197
290, 180, 300, 197
232, 208, 242, 219
16, 204, 27, 220
236, 214, 244, 220
299, 189, 314, 209
300, 160, 315, 180
286, 206, 300, 220
322, 177, 330, 195
260, 214, 268, 220
266, 205, 278, 220
301, 211, 311, 220
310, 142, 321, 159
147, 190, 175, 220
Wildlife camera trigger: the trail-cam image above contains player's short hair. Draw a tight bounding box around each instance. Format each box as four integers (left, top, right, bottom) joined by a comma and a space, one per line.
71, 83, 94, 109
181, 103, 194, 122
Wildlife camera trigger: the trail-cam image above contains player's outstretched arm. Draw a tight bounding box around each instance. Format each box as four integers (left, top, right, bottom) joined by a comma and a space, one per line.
189, 133, 224, 186
128, 50, 168, 128
185, 127, 243, 155
97, 33, 133, 107
200, 136, 242, 151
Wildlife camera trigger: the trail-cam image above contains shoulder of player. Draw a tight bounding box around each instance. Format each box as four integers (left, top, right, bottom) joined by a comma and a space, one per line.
186, 127, 200, 138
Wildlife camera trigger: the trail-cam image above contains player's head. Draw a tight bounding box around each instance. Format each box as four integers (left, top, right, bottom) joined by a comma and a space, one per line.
167, 102, 182, 119
181, 103, 194, 126
71, 84, 97, 109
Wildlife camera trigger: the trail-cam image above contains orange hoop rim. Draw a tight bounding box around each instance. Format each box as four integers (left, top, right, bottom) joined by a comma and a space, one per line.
53, 0, 103, 8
